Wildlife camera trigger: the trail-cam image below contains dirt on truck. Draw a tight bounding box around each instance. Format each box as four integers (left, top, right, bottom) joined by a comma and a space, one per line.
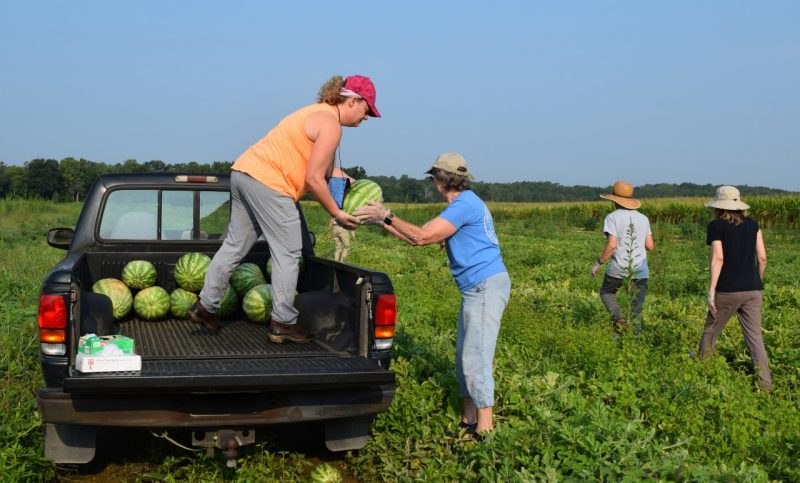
35, 173, 397, 466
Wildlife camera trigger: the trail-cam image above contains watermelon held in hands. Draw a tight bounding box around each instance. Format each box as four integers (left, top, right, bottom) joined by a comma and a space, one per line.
230, 262, 266, 297
217, 286, 240, 319
133, 286, 171, 320
169, 288, 197, 318
242, 284, 273, 323
121, 260, 157, 290
92, 278, 133, 320
342, 179, 383, 214
174, 252, 211, 292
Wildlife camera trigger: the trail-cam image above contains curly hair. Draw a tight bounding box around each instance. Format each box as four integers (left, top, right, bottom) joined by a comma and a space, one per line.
317, 76, 347, 105
429, 168, 472, 192
714, 208, 745, 225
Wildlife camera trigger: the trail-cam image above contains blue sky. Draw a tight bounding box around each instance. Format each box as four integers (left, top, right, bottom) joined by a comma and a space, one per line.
1, 1, 798, 190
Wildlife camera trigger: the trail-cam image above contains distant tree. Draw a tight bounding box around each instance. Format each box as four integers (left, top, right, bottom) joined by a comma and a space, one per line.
0, 162, 10, 197
343, 166, 367, 179
143, 159, 167, 172
7, 166, 28, 198
210, 160, 233, 173
26, 158, 64, 199
60, 157, 85, 201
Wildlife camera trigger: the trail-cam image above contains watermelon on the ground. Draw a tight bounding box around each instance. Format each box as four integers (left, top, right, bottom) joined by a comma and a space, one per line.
174, 252, 211, 292
92, 278, 133, 320
121, 260, 157, 290
230, 262, 266, 297
217, 286, 239, 318
169, 288, 197, 318
133, 286, 171, 320
342, 179, 383, 214
242, 284, 273, 323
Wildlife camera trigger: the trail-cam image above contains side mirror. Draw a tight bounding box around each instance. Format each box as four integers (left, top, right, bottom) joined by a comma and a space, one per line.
47, 228, 74, 250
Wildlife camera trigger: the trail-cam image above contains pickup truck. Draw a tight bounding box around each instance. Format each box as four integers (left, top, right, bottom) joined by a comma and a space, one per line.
36, 172, 397, 465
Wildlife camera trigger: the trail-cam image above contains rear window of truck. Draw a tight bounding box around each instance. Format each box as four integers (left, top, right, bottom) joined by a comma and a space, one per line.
99, 189, 230, 240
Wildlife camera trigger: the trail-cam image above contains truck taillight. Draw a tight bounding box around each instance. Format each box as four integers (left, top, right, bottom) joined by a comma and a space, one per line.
374, 294, 396, 348
38, 295, 67, 346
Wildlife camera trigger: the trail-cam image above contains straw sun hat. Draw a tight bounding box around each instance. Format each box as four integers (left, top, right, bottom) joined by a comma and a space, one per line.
704, 185, 750, 211
599, 180, 641, 209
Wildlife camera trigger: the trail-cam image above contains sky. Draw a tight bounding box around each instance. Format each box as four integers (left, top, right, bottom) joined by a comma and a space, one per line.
1, 1, 799, 191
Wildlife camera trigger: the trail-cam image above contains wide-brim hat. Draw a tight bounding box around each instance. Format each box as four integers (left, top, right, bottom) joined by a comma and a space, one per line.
704, 185, 749, 210
425, 152, 475, 179
599, 180, 641, 209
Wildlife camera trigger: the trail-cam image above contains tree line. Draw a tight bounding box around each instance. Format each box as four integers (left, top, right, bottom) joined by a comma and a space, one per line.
0, 158, 791, 203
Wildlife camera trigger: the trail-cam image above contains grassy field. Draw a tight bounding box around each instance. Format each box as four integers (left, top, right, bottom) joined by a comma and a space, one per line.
1, 196, 799, 481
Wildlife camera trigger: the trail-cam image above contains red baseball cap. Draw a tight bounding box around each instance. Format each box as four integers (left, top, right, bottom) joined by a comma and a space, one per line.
344, 75, 381, 117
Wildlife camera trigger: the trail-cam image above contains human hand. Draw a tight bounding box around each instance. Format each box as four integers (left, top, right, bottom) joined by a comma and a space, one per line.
354, 201, 389, 225
334, 210, 359, 230
591, 261, 602, 279
707, 290, 716, 313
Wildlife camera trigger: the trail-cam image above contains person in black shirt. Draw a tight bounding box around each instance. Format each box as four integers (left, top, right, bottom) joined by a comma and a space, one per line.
697, 186, 771, 390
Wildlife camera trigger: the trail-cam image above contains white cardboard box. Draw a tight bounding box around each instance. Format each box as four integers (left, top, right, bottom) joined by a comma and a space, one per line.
75, 353, 142, 373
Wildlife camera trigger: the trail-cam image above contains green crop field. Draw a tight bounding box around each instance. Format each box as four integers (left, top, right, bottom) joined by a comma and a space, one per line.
2, 196, 799, 481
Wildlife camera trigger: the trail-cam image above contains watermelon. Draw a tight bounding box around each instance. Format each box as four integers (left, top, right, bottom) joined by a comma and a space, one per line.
133, 286, 171, 320
309, 463, 343, 483
174, 252, 211, 292
169, 288, 197, 318
266, 257, 305, 282
342, 179, 383, 214
121, 260, 157, 290
242, 284, 273, 323
92, 278, 133, 320
217, 286, 239, 318
230, 262, 266, 297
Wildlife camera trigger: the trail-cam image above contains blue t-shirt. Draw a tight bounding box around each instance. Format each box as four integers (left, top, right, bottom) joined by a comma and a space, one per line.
438, 190, 507, 291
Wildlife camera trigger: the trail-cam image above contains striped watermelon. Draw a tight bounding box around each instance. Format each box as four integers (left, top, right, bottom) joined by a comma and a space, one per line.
169, 288, 197, 318
230, 262, 266, 297
92, 278, 133, 320
174, 252, 211, 292
121, 260, 157, 290
342, 179, 383, 214
265, 257, 305, 282
217, 286, 240, 319
133, 286, 171, 320
242, 284, 273, 323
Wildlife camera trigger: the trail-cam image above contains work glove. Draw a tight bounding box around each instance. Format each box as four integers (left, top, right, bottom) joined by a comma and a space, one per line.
591, 261, 602, 279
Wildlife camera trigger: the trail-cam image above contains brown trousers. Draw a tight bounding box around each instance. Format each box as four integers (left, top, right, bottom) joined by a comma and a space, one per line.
698, 290, 771, 390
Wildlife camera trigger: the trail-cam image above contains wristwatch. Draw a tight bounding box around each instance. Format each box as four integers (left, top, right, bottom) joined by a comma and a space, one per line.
384, 211, 395, 226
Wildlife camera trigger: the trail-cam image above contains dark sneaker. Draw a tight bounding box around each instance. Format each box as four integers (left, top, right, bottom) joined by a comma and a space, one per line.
268, 319, 312, 344
188, 300, 221, 333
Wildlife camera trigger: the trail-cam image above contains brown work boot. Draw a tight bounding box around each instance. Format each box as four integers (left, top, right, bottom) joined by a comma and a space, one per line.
268, 319, 312, 344
188, 300, 221, 333
613, 317, 629, 334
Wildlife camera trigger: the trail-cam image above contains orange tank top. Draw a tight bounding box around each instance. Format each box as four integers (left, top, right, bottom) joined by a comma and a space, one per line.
232, 103, 337, 200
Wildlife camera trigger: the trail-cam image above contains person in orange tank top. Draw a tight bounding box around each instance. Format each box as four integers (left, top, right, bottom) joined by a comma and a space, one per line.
189, 75, 381, 343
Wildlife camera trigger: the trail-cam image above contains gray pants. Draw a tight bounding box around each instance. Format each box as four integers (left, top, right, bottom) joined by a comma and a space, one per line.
698, 291, 771, 390
600, 274, 648, 329
199, 170, 302, 324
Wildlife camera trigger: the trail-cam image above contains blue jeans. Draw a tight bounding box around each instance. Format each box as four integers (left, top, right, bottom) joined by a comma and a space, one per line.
455, 271, 511, 409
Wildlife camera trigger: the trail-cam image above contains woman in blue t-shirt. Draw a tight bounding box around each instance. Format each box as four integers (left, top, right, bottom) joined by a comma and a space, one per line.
698, 186, 771, 390
355, 153, 510, 440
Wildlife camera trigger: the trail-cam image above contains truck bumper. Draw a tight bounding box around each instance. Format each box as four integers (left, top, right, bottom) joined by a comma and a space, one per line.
37, 384, 395, 427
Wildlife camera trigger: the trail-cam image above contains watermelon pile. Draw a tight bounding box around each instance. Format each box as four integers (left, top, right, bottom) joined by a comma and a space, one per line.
122, 260, 157, 290
169, 288, 197, 318
230, 262, 266, 297
133, 286, 171, 320
342, 179, 383, 214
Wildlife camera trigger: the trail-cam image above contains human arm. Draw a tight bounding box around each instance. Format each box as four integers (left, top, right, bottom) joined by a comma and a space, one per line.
592, 234, 617, 278
354, 201, 457, 246
645, 233, 655, 251
708, 240, 724, 312
304, 111, 358, 228
332, 166, 356, 181
756, 229, 767, 280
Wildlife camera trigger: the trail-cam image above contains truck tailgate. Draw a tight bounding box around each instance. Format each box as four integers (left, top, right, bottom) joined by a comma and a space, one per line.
64, 319, 394, 393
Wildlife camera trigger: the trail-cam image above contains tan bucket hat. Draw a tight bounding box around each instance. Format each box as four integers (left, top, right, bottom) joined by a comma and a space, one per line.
599, 180, 641, 209
704, 185, 749, 210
